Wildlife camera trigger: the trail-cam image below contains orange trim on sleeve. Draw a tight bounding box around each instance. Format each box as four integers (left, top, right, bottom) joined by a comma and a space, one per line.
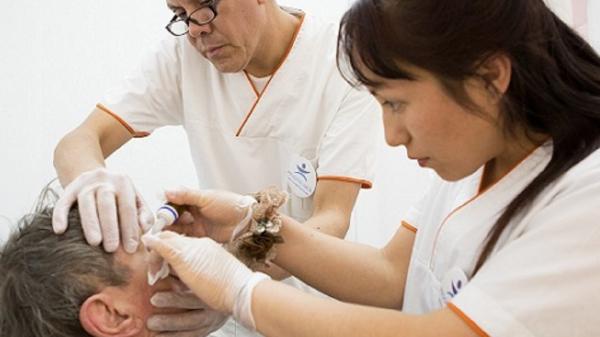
317, 175, 373, 189
235, 14, 306, 137
447, 303, 490, 337
96, 104, 150, 138
401, 221, 417, 233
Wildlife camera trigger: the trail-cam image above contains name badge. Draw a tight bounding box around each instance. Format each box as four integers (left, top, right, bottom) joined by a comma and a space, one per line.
287, 155, 317, 198
441, 266, 469, 303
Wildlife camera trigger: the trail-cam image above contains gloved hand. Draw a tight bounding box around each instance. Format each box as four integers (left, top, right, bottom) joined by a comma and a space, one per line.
164, 187, 256, 243
142, 231, 270, 330
53, 168, 154, 253
148, 289, 229, 337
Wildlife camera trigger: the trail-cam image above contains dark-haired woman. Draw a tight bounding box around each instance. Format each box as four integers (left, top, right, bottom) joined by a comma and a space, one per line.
143, 0, 600, 336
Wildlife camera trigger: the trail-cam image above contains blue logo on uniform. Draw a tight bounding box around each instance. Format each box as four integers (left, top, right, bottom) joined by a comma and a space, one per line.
294, 163, 310, 182
446, 280, 463, 299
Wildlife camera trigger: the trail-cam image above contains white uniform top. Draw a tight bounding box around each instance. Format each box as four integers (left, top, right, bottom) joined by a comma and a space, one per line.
402, 142, 600, 337
99, 11, 378, 221
98, 11, 379, 337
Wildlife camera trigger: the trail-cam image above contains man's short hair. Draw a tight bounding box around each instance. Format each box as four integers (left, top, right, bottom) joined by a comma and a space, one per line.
0, 188, 131, 337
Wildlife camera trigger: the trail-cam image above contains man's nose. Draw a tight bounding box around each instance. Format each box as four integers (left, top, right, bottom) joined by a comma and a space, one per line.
188, 21, 212, 37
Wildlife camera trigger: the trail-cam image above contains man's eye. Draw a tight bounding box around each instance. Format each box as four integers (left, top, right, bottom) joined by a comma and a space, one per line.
175, 12, 187, 20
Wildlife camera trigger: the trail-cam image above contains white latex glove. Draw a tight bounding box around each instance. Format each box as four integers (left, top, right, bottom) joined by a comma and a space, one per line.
148, 290, 228, 337
53, 168, 154, 253
142, 231, 270, 330
163, 187, 256, 243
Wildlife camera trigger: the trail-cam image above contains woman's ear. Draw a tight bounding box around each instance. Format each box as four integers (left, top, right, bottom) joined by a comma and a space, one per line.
477, 53, 512, 98
79, 293, 144, 337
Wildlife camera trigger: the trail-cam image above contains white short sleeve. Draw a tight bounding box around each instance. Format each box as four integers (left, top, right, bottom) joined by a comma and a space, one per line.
401, 173, 439, 231
99, 37, 184, 135
451, 162, 600, 337
316, 87, 380, 188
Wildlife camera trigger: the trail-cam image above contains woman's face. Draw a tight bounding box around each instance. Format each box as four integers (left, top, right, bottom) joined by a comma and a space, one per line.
365, 65, 510, 181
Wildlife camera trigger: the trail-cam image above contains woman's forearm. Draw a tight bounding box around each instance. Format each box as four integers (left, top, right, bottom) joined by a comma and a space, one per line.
272, 215, 409, 308
251, 280, 475, 337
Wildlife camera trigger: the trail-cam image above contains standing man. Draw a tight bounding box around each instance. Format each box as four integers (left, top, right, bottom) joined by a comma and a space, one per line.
52, 0, 379, 336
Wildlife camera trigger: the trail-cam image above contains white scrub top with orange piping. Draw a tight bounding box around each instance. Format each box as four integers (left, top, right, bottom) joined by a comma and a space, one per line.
98, 10, 379, 223
97, 10, 380, 337
402, 142, 600, 337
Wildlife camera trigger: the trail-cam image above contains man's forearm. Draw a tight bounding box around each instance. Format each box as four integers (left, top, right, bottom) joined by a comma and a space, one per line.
54, 129, 106, 187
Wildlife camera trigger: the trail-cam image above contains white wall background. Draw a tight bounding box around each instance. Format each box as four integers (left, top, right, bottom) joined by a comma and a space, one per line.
1, 1, 598, 245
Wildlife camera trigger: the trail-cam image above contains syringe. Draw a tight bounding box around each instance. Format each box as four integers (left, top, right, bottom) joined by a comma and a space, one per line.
149, 202, 187, 234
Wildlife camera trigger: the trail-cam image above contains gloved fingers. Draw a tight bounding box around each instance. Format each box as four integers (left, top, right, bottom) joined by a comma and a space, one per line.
156, 332, 209, 337
166, 212, 207, 238
136, 189, 155, 232
156, 325, 226, 337
164, 187, 206, 209
52, 180, 81, 234
96, 184, 120, 252
172, 211, 195, 228
151, 291, 209, 309
78, 183, 103, 247
142, 231, 185, 264
115, 176, 140, 253
164, 187, 253, 212
168, 275, 191, 293
148, 310, 228, 332
144, 232, 250, 314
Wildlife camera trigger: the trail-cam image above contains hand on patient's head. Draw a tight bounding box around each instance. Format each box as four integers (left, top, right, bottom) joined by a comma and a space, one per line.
52, 168, 155, 254
1, 204, 132, 337
1, 189, 171, 337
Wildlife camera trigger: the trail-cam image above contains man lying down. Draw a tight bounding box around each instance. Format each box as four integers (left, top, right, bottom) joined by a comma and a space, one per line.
0, 189, 203, 337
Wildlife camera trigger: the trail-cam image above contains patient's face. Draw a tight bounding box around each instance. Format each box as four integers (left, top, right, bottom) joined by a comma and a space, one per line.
115, 246, 169, 320
86, 244, 181, 337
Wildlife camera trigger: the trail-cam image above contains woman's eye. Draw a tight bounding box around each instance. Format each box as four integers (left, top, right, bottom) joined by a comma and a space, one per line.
382, 101, 405, 112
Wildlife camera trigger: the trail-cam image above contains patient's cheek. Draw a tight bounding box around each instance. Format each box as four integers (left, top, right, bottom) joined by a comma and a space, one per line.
115, 249, 160, 317
117, 249, 188, 319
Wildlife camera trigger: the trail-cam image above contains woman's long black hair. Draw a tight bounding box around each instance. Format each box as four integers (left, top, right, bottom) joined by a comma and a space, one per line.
337, 0, 600, 273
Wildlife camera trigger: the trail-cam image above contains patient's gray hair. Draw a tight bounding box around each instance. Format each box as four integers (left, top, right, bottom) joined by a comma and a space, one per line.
0, 187, 131, 337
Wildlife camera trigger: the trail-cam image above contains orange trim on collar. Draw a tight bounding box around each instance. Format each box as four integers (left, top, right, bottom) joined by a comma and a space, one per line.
428, 143, 546, 268
96, 104, 150, 138
235, 13, 306, 137
477, 144, 542, 194
243, 71, 260, 98
401, 221, 417, 233
447, 303, 490, 337
317, 175, 373, 189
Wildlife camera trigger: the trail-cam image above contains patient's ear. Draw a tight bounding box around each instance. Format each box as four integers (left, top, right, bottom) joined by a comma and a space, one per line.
79, 292, 144, 337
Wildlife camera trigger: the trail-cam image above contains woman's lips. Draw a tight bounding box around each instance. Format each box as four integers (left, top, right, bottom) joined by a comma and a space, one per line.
417, 158, 429, 167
